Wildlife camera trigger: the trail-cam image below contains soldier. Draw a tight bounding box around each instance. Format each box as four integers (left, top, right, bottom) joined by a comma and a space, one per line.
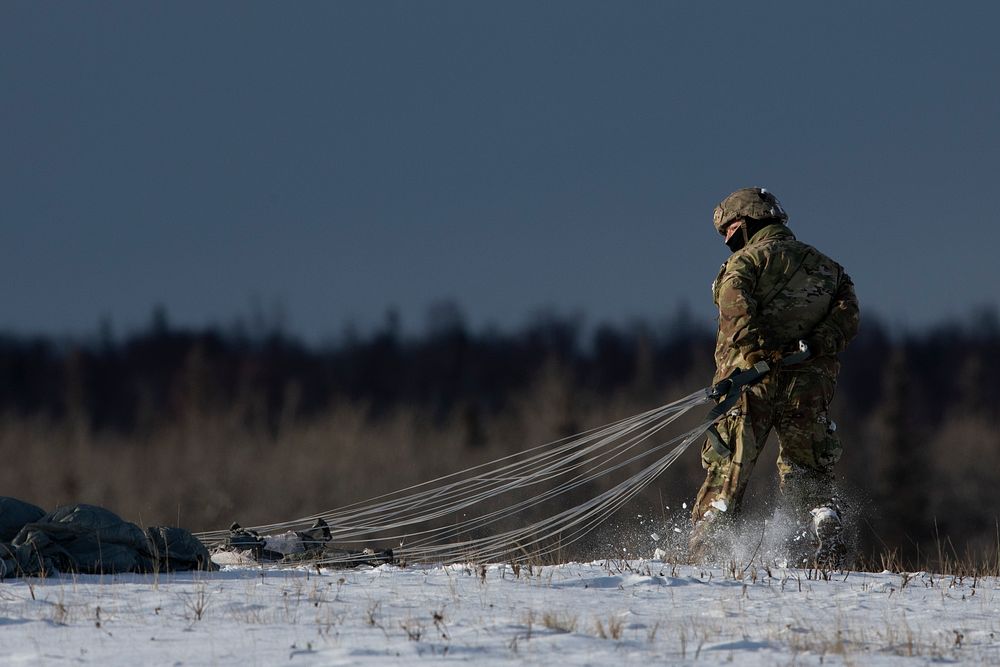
690, 187, 860, 566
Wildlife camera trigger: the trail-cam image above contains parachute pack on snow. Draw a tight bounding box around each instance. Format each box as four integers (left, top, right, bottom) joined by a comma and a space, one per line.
0, 498, 215, 579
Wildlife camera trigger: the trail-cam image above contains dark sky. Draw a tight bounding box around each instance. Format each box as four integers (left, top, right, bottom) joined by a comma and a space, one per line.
3, 2, 998, 341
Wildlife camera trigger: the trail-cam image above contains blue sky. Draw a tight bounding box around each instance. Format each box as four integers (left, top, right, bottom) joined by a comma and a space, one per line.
3, 2, 998, 340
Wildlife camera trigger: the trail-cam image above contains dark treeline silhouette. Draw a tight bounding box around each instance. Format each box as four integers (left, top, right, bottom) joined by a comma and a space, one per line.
2, 304, 998, 566
1, 306, 711, 436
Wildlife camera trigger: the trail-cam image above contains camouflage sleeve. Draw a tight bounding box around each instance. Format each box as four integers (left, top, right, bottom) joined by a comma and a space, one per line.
808, 270, 860, 356
715, 254, 768, 356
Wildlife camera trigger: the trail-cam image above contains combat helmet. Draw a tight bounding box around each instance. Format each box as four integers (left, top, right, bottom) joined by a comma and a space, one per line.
712, 187, 788, 236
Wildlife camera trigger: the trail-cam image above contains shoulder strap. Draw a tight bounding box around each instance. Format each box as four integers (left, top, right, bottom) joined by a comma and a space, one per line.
757, 248, 816, 311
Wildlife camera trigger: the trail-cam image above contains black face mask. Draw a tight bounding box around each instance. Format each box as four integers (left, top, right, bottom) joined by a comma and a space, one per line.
724, 224, 749, 252
724, 218, 769, 252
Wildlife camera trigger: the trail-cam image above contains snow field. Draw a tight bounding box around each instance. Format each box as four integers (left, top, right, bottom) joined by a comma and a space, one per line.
2, 560, 999, 665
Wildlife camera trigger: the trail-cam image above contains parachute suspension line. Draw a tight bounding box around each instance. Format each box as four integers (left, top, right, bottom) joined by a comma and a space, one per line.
328, 392, 702, 541
333, 390, 708, 542
395, 402, 707, 550
381, 419, 714, 565
196, 396, 698, 543
197, 388, 720, 564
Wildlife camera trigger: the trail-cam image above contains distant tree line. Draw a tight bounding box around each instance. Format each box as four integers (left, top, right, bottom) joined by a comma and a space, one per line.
0, 305, 714, 436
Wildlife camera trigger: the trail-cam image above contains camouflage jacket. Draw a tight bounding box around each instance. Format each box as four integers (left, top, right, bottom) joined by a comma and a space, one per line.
712, 224, 859, 382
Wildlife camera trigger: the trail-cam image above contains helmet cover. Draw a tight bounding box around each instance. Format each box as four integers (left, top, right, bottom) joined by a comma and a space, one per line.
712, 187, 788, 235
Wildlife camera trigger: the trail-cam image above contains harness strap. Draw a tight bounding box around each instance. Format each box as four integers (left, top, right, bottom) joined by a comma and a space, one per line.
705, 361, 770, 457
705, 341, 812, 456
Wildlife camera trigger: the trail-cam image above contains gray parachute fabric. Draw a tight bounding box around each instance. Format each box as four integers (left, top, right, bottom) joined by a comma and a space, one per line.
146, 525, 215, 572
0, 500, 216, 578
0, 497, 45, 542
4, 504, 152, 577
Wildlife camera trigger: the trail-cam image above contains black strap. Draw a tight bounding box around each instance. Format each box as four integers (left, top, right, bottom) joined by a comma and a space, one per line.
704, 361, 770, 457
758, 248, 816, 312
704, 341, 813, 457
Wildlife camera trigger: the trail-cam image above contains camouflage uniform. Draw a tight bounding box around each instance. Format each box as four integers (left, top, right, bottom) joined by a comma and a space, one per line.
691, 188, 860, 556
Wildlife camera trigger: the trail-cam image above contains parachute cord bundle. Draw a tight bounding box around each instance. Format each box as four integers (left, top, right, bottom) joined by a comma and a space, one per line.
197, 388, 719, 566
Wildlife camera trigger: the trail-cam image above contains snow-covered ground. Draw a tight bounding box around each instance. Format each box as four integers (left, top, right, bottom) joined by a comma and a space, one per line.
2, 560, 999, 665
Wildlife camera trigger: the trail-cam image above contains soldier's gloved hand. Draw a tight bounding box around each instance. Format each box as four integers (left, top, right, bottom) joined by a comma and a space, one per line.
745, 349, 783, 366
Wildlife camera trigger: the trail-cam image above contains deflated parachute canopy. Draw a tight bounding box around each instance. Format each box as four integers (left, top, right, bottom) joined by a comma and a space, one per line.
0, 497, 216, 579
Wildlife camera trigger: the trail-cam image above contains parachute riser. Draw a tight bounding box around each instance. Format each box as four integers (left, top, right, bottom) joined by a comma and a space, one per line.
704, 340, 812, 457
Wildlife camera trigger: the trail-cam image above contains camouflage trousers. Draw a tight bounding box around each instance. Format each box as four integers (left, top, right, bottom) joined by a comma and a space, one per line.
691, 367, 842, 542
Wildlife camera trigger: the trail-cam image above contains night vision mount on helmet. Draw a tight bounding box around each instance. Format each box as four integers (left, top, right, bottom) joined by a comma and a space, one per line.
713, 187, 788, 235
